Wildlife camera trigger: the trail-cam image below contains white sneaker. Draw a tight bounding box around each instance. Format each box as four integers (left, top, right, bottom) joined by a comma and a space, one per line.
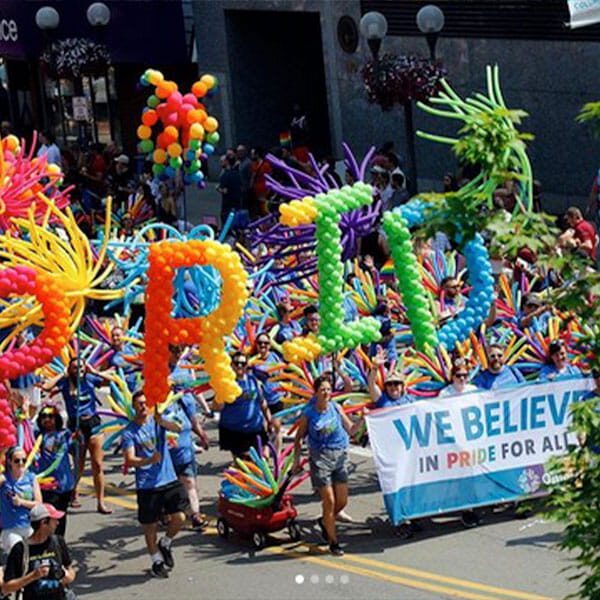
335, 510, 355, 523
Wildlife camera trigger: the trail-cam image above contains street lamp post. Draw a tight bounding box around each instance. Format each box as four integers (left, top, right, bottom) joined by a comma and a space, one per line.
416, 4, 445, 62
360, 11, 420, 197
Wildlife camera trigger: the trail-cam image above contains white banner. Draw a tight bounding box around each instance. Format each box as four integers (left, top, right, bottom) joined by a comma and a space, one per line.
567, 0, 600, 28
365, 378, 595, 523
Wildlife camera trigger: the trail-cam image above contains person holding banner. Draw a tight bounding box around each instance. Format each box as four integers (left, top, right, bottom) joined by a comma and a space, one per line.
473, 344, 525, 390
438, 362, 478, 398
368, 348, 411, 409
293, 376, 357, 556
539, 340, 582, 382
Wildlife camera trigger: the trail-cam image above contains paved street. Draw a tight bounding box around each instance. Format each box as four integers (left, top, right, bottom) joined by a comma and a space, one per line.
66, 419, 574, 600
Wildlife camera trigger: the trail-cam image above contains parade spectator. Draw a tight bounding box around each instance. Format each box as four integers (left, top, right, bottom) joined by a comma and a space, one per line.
389, 171, 409, 208
0, 447, 42, 555
36, 131, 62, 167
42, 359, 112, 515
559, 206, 598, 260
442, 173, 459, 193
218, 155, 242, 227
249, 147, 272, 216
236, 145, 253, 211
108, 154, 134, 210
215, 352, 272, 459
157, 183, 178, 226
368, 348, 411, 409
438, 362, 478, 397
293, 376, 357, 556
539, 340, 582, 381
34, 406, 74, 536
274, 299, 302, 344
290, 103, 310, 163
123, 391, 188, 578
473, 344, 525, 390
2, 503, 76, 599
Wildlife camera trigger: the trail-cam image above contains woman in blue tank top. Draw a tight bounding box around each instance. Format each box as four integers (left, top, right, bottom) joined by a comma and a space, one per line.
293, 376, 356, 556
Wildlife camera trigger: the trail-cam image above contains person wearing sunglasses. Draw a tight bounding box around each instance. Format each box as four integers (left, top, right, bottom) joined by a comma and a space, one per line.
437, 276, 465, 324
33, 405, 74, 536
518, 293, 551, 331
293, 376, 357, 556
0, 447, 42, 555
439, 363, 478, 398
368, 347, 411, 409
215, 351, 273, 458
473, 344, 525, 390
42, 358, 113, 515
250, 334, 284, 450
539, 340, 582, 382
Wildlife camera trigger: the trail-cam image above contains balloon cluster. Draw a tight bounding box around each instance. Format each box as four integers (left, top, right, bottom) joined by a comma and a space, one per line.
0, 134, 68, 231
138, 69, 220, 187
0, 267, 70, 449
221, 444, 296, 509
279, 183, 381, 363
144, 239, 249, 408
382, 210, 438, 351
438, 234, 494, 348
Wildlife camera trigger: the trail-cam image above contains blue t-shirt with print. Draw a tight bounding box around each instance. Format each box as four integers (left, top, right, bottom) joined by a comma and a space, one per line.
58, 373, 102, 420
163, 395, 196, 467
35, 430, 74, 494
109, 343, 139, 391
0, 471, 36, 529
252, 352, 283, 407
539, 363, 582, 382
303, 400, 349, 451
220, 375, 264, 432
473, 366, 525, 390
375, 391, 412, 410
274, 321, 301, 345
122, 417, 177, 490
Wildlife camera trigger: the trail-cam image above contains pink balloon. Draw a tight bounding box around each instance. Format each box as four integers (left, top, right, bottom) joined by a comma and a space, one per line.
165, 112, 179, 127
182, 93, 198, 107
166, 91, 183, 111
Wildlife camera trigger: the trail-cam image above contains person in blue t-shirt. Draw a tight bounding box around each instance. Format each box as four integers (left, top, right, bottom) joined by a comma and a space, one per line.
293, 376, 357, 557
517, 293, 551, 333
162, 345, 209, 530
33, 405, 75, 536
539, 339, 582, 382
108, 326, 141, 392
473, 344, 526, 390
42, 358, 112, 515
215, 352, 273, 458
122, 390, 190, 579
0, 446, 42, 556
368, 347, 411, 409
273, 300, 302, 345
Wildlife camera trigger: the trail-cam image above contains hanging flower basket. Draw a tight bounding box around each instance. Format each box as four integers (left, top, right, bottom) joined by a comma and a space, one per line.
361, 54, 447, 110
41, 38, 110, 78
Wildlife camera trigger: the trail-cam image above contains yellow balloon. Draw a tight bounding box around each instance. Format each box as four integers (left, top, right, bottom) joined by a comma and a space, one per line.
203, 117, 218, 133
167, 143, 182, 158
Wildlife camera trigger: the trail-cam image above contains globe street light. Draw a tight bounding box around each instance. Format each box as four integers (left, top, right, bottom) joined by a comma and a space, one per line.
416, 5, 445, 61
359, 11, 387, 60
35, 6, 60, 31
86, 2, 111, 27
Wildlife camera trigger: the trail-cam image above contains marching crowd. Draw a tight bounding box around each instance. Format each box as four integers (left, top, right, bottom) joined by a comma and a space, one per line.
0, 129, 597, 598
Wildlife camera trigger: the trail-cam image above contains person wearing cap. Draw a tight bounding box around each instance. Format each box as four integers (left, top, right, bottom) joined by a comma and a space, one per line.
2, 503, 75, 599
122, 390, 189, 579
539, 340, 582, 382
369, 299, 398, 364
518, 293, 551, 331
368, 347, 412, 409
33, 406, 75, 536
109, 154, 134, 210
473, 344, 525, 390
0, 447, 42, 555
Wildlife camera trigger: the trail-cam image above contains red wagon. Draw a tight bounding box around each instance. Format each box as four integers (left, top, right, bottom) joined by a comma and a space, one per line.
217, 493, 301, 550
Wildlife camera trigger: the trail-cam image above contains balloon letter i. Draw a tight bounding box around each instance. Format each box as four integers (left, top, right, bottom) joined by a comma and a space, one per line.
278, 182, 381, 363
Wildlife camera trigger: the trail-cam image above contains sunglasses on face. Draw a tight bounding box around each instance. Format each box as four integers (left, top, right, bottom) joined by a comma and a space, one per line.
233, 361, 247, 367
454, 373, 469, 379
12, 458, 26, 465
489, 354, 503, 360
257, 341, 270, 346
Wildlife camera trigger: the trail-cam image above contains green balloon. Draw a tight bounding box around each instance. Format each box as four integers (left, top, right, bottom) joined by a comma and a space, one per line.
147, 95, 160, 108
169, 157, 182, 169
139, 139, 154, 153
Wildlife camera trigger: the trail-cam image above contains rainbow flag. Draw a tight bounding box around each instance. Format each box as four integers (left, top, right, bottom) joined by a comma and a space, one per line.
279, 131, 292, 147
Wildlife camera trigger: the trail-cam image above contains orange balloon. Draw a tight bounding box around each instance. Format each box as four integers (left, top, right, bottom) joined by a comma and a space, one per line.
137, 125, 152, 140
142, 110, 158, 126
192, 81, 207, 98
167, 143, 182, 158
153, 149, 167, 164
163, 125, 179, 142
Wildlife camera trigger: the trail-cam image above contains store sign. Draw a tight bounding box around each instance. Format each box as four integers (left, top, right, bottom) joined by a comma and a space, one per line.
567, 0, 600, 28
0, 19, 17, 42
72, 96, 89, 121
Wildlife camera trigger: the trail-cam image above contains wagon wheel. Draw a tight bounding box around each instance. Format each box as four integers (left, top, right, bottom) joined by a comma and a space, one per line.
252, 531, 266, 550
217, 518, 229, 538
287, 520, 301, 542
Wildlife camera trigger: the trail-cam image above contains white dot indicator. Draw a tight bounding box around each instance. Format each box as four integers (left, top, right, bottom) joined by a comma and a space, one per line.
325, 575, 335, 584
310, 575, 319, 584
340, 575, 350, 584
295, 575, 305, 584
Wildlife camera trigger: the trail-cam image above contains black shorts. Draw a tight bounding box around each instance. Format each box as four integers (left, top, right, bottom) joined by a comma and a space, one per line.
136, 481, 190, 525
68, 414, 102, 441
218, 426, 267, 457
